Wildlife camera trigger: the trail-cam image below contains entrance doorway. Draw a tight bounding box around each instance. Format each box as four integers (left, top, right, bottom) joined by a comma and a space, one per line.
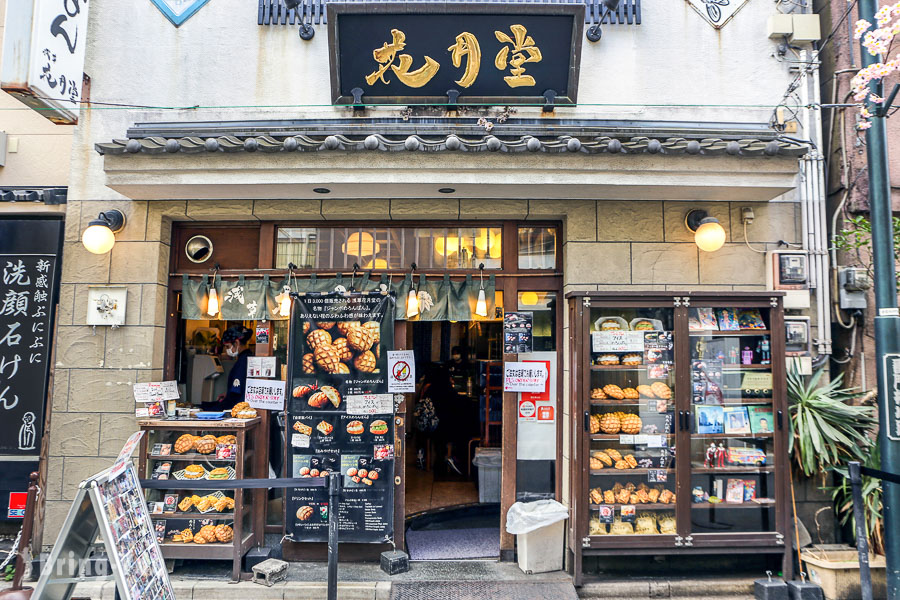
404, 319, 504, 560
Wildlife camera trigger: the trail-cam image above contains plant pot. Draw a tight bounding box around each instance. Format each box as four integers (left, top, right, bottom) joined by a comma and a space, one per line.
801, 547, 886, 600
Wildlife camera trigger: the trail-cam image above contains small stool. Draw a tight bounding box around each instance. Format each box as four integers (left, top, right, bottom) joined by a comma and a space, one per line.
251, 558, 288, 587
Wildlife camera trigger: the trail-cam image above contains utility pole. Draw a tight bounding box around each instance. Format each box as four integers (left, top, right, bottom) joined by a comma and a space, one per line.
858, 1, 900, 597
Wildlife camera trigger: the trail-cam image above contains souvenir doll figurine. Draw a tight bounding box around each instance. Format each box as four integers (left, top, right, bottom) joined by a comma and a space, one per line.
758, 338, 771, 365
695, 338, 707, 359
715, 443, 726, 468
705, 442, 717, 468
728, 348, 739, 364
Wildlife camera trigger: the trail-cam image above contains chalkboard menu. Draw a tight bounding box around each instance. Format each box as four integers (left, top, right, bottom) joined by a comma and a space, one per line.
285, 292, 396, 544
0, 219, 62, 456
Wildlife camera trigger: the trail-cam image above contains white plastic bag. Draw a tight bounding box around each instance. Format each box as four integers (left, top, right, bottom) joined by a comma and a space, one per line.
506, 500, 568, 535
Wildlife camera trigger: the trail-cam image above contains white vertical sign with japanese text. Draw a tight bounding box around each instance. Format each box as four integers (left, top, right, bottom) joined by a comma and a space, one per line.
884, 354, 900, 441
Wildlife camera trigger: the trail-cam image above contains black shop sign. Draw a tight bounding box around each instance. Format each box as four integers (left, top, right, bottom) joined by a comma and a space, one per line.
285, 292, 397, 544
0, 219, 62, 456
327, 3, 584, 105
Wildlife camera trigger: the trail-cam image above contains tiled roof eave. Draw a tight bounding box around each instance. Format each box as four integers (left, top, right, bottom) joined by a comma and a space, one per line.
95, 133, 806, 158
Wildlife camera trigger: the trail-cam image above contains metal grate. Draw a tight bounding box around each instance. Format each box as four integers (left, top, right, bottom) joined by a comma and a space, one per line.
258, 0, 641, 26
390, 581, 579, 600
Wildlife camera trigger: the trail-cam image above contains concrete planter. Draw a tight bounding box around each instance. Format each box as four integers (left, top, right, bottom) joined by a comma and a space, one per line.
801, 548, 887, 600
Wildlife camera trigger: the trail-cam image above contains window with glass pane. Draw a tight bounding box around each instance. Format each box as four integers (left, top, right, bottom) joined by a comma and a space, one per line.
276, 227, 501, 270
587, 307, 676, 537
689, 307, 776, 534
518, 227, 556, 270
517, 292, 557, 351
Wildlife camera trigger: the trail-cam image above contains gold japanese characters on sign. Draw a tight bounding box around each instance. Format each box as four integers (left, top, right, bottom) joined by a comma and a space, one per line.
365, 24, 542, 89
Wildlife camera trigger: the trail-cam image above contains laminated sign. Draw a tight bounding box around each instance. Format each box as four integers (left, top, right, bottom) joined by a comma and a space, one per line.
504, 362, 548, 393
245, 379, 286, 411
285, 292, 397, 544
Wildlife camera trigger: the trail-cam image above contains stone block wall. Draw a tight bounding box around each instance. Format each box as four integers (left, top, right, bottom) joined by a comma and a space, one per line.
44, 196, 803, 542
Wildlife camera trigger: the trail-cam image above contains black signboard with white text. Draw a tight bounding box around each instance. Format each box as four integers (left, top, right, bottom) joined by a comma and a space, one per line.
285, 292, 396, 544
328, 3, 584, 105
0, 219, 62, 457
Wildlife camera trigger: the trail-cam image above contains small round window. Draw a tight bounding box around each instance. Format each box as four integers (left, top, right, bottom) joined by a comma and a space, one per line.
185, 235, 214, 263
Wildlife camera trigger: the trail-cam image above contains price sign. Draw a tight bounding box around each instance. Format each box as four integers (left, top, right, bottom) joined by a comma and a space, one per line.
591, 331, 645, 353
346, 394, 393, 415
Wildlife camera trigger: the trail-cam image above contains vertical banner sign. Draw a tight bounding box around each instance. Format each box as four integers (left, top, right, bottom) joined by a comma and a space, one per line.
884, 354, 900, 441
1, 0, 91, 123
0, 220, 62, 456
286, 292, 396, 543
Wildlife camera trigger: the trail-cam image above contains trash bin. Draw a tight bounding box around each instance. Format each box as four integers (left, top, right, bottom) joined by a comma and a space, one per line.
472, 448, 502, 503
506, 500, 568, 574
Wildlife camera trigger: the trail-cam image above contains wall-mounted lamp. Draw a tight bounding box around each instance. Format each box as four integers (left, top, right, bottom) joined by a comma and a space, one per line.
207, 267, 220, 317
685, 209, 726, 252
81, 210, 126, 254
475, 263, 488, 317
406, 263, 419, 318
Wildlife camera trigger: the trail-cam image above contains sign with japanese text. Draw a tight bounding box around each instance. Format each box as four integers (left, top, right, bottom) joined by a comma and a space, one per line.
245, 378, 286, 411
1, 0, 90, 124
0, 219, 62, 456
328, 4, 583, 105
504, 361, 547, 393
592, 331, 645, 353
286, 292, 397, 544
132, 381, 179, 403
247, 356, 277, 378
387, 350, 415, 393
884, 354, 900, 441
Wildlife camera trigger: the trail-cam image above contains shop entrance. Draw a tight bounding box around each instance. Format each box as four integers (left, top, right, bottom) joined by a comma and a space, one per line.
404, 319, 504, 560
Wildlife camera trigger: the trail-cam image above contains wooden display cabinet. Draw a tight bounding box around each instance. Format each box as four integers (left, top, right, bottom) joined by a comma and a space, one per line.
137, 418, 264, 580
567, 293, 789, 585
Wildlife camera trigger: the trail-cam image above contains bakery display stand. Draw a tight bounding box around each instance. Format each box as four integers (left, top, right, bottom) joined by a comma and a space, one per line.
137, 416, 263, 580
567, 293, 790, 586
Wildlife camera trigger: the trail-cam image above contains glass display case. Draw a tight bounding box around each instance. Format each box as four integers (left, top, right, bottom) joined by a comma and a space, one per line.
568, 293, 788, 583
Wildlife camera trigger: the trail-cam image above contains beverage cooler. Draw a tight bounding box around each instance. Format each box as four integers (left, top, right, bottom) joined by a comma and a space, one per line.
566, 293, 790, 584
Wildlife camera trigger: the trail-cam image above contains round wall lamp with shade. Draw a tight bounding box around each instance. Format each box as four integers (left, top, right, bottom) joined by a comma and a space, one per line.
185, 235, 214, 263
685, 209, 726, 252
342, 231, 380, 257
81, 210, 126, 254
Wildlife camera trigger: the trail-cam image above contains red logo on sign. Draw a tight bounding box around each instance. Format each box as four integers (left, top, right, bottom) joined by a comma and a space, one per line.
7, 492, 26, 519
392, 361, 410, 381
537, 406, 555, 421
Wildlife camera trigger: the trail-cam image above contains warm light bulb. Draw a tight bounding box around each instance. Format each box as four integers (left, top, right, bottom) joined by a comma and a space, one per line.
475, 288, 488, 317
207, 287, 220, 317
520, 291, 539, 306
407, 289, 419, 317
82, 224, 116, 254
694, 218, 726, 252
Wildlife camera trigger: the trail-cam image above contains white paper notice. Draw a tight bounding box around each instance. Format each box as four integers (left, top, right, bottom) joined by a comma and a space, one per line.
133, 381, 180, 403
247, 356, 277, 378
109, 431, 145, 482
291, 433, 311, 449
346, 394, 393, 415
245, 378, 286, 411
387, 351, 415, 393
648, 435, 666, 448
504, 362, 548, 392
618, 434, 635, 444
591, 331, 645, 353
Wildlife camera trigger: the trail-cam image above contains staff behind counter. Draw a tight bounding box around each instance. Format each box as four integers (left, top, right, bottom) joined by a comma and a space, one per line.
201, 325, 253, 412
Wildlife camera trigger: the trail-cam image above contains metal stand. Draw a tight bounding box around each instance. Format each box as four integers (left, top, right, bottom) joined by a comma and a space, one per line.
327, 473, 340, 600
849, 462, 873, 600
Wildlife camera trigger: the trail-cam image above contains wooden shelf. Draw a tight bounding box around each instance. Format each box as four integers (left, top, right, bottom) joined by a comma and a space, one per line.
148, 453, 236, 462
689, 330, 771, 336
722, 365, 772, 370
591, 366, 649, 372
590, 468, 673, 475
591, 434, 675, 440
691, 501, 776, 509
151, 512, 236, 520
591, 401, 673, 408
690, 466, 774, 474
590, 503, 675, 510
692, 432, 773, 439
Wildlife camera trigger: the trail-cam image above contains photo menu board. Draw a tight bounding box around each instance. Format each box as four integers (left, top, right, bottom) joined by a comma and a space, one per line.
285, 292, 396, 544
0, 219, 62, 456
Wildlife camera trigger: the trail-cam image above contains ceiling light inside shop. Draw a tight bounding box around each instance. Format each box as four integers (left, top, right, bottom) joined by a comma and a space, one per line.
475, 230, 502, 259
685, 209, 726, 253
520, 291, 541, 306
364, 259, 389, 269
342, 232, 380, 256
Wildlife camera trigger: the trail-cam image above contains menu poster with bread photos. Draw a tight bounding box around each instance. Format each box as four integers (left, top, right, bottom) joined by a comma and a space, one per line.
286, 292, 396, 544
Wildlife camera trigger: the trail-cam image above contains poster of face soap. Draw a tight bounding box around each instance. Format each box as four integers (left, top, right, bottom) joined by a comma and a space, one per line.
285, 291, 396, 544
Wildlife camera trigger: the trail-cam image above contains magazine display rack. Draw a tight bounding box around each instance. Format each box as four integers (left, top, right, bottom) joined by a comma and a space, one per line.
566, 292, 789, 584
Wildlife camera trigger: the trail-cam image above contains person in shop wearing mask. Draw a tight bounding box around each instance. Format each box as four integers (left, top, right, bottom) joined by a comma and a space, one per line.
203, 325, 253, 412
